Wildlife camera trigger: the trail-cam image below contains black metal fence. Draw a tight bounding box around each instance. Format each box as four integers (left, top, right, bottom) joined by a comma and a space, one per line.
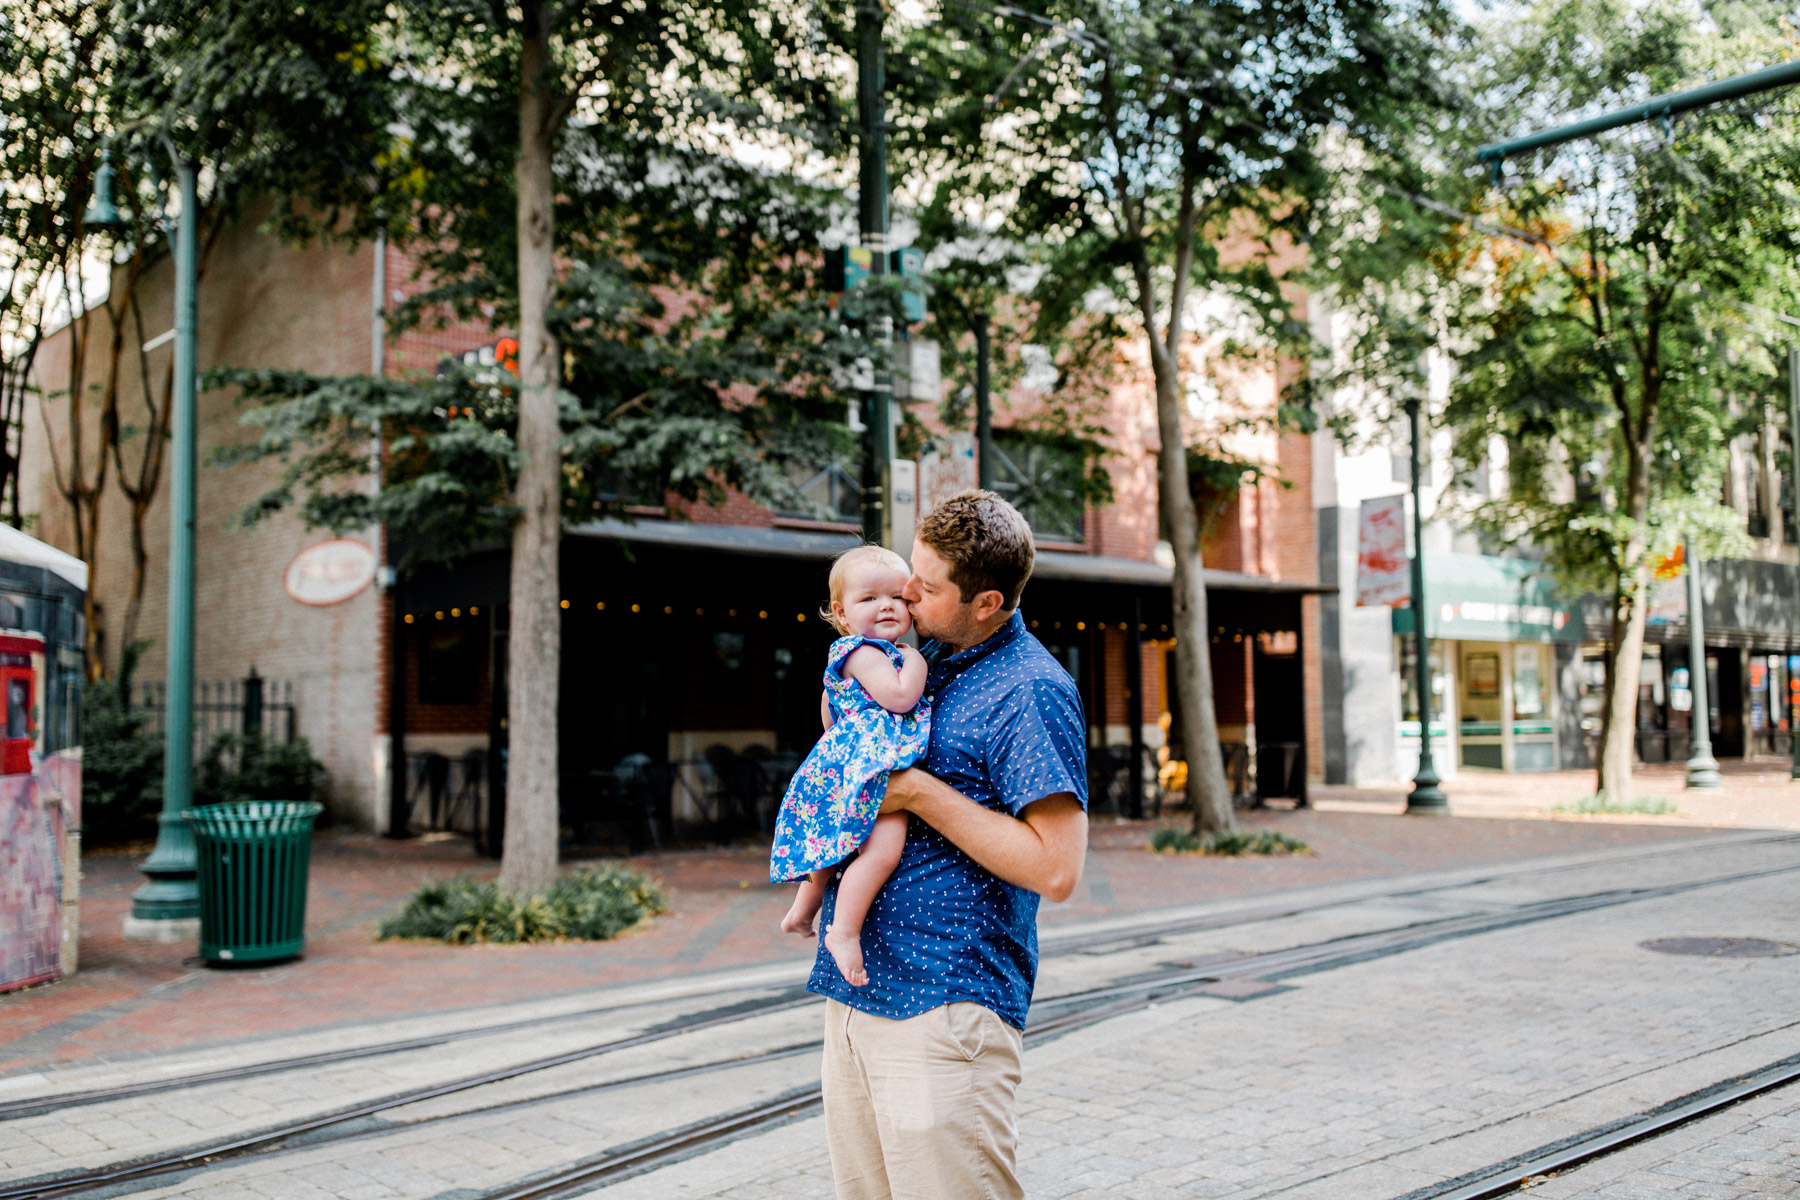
130, 670, 297, 764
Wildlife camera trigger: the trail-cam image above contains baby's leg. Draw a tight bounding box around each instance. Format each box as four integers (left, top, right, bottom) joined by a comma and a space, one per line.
822, 813, 906, 987
781, 870, 831, 938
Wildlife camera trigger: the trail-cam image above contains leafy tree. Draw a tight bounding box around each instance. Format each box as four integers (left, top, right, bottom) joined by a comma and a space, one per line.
1319, 0, 1799, 802
209, 1, 886, 893
890, 0, 1452, 832
3, 0, 399, 673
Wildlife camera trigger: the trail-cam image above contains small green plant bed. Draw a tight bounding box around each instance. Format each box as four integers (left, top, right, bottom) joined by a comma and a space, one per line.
1552, 795, 1678, 816
1149, 827, 1311, 856
378, 865, 668, 944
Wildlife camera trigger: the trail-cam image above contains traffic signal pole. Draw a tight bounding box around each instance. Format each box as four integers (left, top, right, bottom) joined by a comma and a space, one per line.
1790, 349, 1800, 780
857, 0, 894, 549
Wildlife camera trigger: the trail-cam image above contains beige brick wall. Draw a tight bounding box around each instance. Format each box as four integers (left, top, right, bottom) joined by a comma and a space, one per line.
24, 222, 389, 827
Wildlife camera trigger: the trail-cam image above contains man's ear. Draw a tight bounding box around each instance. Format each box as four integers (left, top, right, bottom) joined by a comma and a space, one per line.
974, 589, 1007, 623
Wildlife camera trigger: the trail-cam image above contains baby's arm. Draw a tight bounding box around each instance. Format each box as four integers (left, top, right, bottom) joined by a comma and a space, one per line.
842, 643, 927, 714
820, 689, 833, 731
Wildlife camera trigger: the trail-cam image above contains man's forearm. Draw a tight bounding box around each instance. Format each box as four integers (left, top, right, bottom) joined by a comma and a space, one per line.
884, 771, 1086, 901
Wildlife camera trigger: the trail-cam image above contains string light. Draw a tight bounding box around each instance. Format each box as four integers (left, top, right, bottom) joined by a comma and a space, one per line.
404, 614, 414, 624
663, 605, 673, 614
471, 606, 479, 616
631, 604, 641, 613
758, 610, 768, 619
451, 608, 460, 617
728, 608, 737, 617
696, 607, 704, 616
1076, 621, 1086, 631
796, 613, 806, 622
596, 601, 605, 610
560, 600, 569, 609
435, 611, 444, 620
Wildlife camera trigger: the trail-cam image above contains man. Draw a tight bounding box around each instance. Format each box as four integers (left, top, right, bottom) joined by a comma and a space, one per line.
808, 489, 1090, 1200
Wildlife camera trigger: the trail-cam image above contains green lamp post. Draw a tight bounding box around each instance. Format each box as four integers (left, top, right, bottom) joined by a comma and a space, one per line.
1404, 395, 1448, 812
86, 141, 203, 937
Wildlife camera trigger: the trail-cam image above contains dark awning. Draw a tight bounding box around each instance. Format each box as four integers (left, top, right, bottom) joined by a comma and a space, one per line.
567, 518, 1334, 596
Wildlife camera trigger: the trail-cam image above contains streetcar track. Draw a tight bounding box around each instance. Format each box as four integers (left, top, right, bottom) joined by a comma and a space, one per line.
8, 853, 1794, 1200
9, 831, 1787, 1124
1395, 1052, 1800, 1200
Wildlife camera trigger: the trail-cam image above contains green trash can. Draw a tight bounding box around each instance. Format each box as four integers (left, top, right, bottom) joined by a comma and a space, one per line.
185, 801, 323, 964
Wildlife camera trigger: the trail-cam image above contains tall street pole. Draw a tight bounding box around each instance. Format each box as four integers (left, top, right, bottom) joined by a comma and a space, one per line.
1405, 396, 1447, 812
1684, 542, 1722, 789
1789, 348, 1800, 780
856, 0, 894, 548
128, 153, 201, 936
973, 311, 994, 491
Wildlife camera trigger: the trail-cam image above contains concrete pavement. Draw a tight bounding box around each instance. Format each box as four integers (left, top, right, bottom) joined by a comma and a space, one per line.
2, 825, 1796, 1200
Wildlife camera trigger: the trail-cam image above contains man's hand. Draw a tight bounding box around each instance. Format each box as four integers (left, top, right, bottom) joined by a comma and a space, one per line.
883, 768, 1087, 902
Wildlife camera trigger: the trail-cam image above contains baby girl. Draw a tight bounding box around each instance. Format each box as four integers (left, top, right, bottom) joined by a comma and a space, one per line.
768, 545, 931, 986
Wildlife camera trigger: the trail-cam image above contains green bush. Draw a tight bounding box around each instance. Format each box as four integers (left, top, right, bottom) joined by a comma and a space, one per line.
1553, 795, 1677, 816
1149, 826, 1311, 856
194, 731, 326, 808
377, 865, 669, 945
80, 642, 164, 845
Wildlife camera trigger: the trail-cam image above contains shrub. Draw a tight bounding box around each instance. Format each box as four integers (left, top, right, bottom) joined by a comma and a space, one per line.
1149, 826, 1311, 856
377, 865, 669, 945
80, 641, 164, 845
194, 731, 326, 808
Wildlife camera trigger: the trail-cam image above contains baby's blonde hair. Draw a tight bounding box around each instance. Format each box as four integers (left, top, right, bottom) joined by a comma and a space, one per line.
821, 544, 911, 635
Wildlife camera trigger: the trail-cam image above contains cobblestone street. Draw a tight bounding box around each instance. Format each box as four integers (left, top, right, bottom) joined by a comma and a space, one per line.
2, 820, 1796, 1200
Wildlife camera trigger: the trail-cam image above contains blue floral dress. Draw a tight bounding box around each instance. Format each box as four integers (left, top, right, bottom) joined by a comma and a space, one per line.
769, 636, 932, 883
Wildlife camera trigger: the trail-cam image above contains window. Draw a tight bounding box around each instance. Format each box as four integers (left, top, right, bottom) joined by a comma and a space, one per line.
777, 455, 861, 524
418, 622, 483, 705
7, 678, 28, 739
991, 430, 1086, 542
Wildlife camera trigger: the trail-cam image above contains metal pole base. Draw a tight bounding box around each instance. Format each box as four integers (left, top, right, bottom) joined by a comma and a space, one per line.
129, 809, 199, 925
1685, 752, 1723, 791
1407, 764, 1449, 812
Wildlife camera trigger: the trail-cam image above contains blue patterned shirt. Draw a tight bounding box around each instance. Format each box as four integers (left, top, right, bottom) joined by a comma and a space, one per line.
807, 610, 1088, 1029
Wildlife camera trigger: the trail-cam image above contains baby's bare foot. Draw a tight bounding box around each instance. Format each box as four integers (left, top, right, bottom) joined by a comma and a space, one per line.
780, 907, 816, 938
822, 925, 868, 987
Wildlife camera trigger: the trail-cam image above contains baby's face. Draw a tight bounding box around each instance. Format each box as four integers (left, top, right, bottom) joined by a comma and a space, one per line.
837, 562, 913, 641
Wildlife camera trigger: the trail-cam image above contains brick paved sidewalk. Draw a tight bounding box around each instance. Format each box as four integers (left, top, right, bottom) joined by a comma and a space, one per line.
1315, 755, 1800, 829
0, 809, 1731, 1075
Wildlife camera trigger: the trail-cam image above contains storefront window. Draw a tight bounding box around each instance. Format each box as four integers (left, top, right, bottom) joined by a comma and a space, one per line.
1396, 637, 1448, 725
778, 456, 862, 523
1512, 644, 1548, 718
991, 430, 1086, 542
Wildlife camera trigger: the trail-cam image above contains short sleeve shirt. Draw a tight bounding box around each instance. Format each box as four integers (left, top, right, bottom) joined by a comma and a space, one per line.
807, 610, 1088, 1029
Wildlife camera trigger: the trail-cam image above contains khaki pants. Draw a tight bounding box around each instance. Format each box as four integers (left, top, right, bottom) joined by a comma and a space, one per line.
821, 999, 1024, 1200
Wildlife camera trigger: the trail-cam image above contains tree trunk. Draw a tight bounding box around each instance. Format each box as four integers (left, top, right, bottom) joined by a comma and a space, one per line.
500, 2, 563, 896
1595, 439, 1653, 805
1144, 341, 1236, 836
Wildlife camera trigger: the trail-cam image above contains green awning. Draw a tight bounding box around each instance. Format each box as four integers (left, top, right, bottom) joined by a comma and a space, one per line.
1390, 553, 1581, 643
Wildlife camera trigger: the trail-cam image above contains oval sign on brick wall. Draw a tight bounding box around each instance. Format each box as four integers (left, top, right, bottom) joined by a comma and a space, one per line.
284, 539, 376, 607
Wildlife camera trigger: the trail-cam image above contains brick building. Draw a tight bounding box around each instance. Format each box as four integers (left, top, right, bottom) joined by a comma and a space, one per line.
23, 218, 1329, 836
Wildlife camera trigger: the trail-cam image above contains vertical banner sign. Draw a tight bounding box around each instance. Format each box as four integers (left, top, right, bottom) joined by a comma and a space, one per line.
1356, 496, 1411, 607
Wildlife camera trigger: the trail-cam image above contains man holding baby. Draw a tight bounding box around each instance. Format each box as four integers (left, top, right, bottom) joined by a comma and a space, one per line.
807, 488, 1090, 1200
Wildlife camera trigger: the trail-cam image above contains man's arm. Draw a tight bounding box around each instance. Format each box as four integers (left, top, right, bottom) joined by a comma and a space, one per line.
881, 769, 1087, 902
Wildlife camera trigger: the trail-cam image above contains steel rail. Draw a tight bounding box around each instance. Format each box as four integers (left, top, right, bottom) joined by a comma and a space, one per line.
1403, 1054, 1800, 1200
477, 859, 1800, 1200
0, 999, 817, 1200
6, 852, 1796, 1200
10, 831, 1787, 1124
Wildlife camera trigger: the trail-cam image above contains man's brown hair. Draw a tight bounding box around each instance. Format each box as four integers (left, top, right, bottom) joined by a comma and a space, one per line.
915, 489, 1035, 610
